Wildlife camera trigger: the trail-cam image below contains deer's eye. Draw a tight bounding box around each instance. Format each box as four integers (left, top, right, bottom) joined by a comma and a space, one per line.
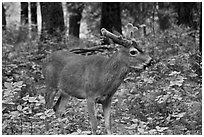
129, 47, 139, 56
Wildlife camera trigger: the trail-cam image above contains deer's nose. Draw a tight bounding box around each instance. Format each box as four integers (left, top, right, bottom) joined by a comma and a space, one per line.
144, 58, 155, 68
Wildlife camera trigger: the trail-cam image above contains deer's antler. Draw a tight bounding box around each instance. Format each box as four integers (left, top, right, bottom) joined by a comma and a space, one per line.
101, 28, 132, 47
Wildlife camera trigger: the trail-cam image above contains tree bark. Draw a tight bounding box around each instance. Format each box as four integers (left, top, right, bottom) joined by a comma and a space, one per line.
2, 4, 6, 30
31, 2, 37, 31
199, 3, 202, 53
158, 2, 170, 31
174, 2, 197, 28
40, 2, 65, 41
101, 2, 122, 35
21, 2, 28, 25
67, 3, 84, 38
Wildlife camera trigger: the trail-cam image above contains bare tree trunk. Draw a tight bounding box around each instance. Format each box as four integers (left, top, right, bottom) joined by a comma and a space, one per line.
158, 2, 170, 31
152, 2, 156, 37
174, 2, 197, 28
40, 2, 65, 42
21, 2, 28, 25
199, 4, 202, 53
2, 4, 6, 30
101, 2, 122, 35
17, 2, 29, 43
67, 3, 84, 38
31, 2, 37, 32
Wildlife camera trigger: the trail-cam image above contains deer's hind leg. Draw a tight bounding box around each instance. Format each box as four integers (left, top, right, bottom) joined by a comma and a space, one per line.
44, 87, 58, 108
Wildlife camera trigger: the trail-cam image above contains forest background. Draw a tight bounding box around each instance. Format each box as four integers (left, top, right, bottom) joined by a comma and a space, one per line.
2, 2, 202, 135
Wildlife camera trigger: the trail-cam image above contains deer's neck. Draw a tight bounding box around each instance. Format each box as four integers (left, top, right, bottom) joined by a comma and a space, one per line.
94, 52, 129, 102
105, 52, 129, 80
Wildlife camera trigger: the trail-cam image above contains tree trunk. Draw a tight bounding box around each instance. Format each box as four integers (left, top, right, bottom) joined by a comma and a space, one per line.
21, 2, 28, 25
199, 4, 202, 53
31, 2, 37, 31
40, 2, 65, 42
2, 4, 6, 30
158, 2, 170, 31
174, 2, 197, 28
101, 2, 122, 35
67, 3, 84, 38
17, 2, 29, 43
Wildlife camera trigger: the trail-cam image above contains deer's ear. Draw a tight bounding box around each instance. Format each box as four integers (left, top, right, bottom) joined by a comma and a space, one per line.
133, 27, 138, 32
129, 27, 138, 39
125, 23, 134, 39
130, 31, 134, 39
127, 23, 133, 29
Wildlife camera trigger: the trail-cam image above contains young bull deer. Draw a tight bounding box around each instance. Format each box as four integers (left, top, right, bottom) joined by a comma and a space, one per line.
43, 24, 152, 134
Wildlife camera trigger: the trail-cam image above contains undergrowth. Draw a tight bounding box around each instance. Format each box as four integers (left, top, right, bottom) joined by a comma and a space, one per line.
2, 25, 202, 135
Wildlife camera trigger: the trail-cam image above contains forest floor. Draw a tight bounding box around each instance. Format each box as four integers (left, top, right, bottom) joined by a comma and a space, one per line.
2, 27, 202, 135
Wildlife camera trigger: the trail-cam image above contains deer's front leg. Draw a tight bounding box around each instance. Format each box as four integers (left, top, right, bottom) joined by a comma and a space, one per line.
86, 97, 97, 134
102, 97, 112, 134
53, 93, 69, 116
45, 87, 57, 109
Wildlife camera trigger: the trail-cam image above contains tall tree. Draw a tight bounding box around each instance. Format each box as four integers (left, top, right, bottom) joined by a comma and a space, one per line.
173, 2, 197, 29
40, 2, 65, 41
199, 3, 202, 53
31, 2, 37, 31
67, 3, 84, 38
17, 2, 29, 43
21, 2, 28, 25
101, 2, 122, 35
2, 4, 6, 30
158, 2, 171, 31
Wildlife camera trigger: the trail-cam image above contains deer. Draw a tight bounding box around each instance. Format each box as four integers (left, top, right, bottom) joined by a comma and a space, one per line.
43, 23, 152, 134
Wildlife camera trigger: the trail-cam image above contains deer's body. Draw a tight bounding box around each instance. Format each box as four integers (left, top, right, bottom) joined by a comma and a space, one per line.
60, 52, 128, 101
43, 26, 152, 134
44, 50, 129, 103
